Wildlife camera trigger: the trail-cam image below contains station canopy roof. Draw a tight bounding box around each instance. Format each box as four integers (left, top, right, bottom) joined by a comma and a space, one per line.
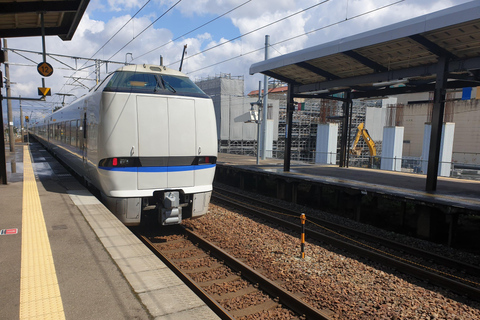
0, 0, 90, 41
250, 1, 480, 99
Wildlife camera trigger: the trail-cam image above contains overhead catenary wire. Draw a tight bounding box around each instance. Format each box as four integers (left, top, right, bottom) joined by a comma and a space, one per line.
106, 0, 183, 62
69, 0, 152, 78
166, 0, 332, 68
61, 0, 152, 98
11, 0, 406, 110
87, 1, 151, 62
133, 0, 253, 62
61, 0, 401, 94
72, 0, 183, 89
186, 0, 405, 75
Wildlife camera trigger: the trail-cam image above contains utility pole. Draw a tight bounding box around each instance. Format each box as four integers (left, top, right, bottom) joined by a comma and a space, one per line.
4, 39, 15, 175
256, 81, 262, 165
95, 59, 100, 84
261, 35, 269, 160
0, 39, 7, 184
20, 96, 24, 142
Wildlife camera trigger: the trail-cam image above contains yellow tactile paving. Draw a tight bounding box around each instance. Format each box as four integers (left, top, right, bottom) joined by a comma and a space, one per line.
20, 145, 65, 320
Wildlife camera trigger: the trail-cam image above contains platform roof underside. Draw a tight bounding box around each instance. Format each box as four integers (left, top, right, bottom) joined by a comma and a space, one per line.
0, 0, 90, 41
250, 2, 480, 98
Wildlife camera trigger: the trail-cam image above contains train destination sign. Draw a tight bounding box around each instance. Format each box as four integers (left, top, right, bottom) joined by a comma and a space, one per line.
37, 61, 54, 77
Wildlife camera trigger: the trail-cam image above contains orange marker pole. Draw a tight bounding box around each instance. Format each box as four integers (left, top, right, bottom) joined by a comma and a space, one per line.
300, 213, 306, 259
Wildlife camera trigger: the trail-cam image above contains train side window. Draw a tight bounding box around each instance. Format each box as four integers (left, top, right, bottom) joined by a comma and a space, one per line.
76, 120, 80, 148
71, 120, 77, 147
66, 121, 71, 145
61, 122, 66, 143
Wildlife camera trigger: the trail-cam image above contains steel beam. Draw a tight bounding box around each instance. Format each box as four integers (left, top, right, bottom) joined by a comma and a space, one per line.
426, 56, 449, 191
343, 50, 388, 73
295, 62, 340, 80
295, 56, 480, 95
339, 91, 351, 167
409, 34, 459, 60
0, 2, 80, 14
284, 85, 295, 172
263, 70, 299, 85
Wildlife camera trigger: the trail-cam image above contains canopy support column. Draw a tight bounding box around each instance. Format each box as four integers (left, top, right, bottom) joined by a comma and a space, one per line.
339, 90, 351, 167
426, 55, 448, 191
284, 84, 295, 172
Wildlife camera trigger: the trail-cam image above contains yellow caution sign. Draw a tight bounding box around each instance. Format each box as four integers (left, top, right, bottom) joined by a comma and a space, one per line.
37, 61, 54, 77
38, 87, 51, 96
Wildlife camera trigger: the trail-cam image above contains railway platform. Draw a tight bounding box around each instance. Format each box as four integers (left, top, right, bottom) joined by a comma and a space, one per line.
0, 141, 220, 320
216, 153, 480, 250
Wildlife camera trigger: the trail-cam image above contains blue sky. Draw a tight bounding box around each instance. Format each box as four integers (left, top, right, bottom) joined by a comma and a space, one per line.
2, 0, 476, 123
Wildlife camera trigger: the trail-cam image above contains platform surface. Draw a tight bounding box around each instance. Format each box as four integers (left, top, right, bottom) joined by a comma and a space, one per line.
217, 153, 480, 211
0, 142, 220, 320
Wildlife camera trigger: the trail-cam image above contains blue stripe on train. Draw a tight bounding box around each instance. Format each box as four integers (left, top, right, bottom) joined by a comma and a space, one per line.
99, 164, 216, 172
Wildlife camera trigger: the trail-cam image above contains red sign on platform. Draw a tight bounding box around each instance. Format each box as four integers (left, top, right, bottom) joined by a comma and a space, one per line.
0, 228, 18, 235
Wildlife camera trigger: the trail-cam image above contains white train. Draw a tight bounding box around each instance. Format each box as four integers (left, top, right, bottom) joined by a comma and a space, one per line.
32, 64, 217, 226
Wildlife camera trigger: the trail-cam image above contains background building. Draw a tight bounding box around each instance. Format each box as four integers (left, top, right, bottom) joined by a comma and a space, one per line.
197, 74, 480, 179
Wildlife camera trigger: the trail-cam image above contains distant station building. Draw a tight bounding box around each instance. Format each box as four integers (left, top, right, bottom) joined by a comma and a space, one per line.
196, 74, 279, 156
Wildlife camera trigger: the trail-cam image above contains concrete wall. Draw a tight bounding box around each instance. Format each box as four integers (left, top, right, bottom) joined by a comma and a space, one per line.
421, 123, 455, 176
402, 100, 480, 165
450, 100, 480, 164
365, 106, 386, 141
381, 126, 404, 171
315, 123, 338, 165
402, 104, 430, 157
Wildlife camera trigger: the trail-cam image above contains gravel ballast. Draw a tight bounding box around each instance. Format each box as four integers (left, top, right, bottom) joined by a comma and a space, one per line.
184, 203, 480, 319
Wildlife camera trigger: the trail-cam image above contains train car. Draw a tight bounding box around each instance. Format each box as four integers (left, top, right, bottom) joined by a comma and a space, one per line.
32, 64, 217, 226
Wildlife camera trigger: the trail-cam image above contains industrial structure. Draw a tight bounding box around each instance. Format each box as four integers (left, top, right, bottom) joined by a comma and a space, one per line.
250, 1, 480, 191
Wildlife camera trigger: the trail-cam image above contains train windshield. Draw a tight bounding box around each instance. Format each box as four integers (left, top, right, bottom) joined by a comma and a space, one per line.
103, 71, 208, 98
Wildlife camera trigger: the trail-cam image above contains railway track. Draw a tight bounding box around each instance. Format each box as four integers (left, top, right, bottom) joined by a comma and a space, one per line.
137, 226, 335, 320
212, 186, 480, 302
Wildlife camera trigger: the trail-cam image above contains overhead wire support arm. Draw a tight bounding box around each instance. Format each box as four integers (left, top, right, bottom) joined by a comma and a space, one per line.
2, 96, 46, 101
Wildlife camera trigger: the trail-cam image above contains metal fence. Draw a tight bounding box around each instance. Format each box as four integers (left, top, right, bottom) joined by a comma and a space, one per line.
218, 147, 480, 181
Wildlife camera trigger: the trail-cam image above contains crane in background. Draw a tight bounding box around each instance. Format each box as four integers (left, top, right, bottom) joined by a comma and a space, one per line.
350, 122, 376, 157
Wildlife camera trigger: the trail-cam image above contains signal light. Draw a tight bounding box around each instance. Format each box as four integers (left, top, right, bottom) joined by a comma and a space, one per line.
197, 156, 216, 165
112, 158, 118, 166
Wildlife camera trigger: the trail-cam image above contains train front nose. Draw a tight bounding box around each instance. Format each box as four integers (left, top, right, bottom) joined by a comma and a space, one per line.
136, 95, 196, 191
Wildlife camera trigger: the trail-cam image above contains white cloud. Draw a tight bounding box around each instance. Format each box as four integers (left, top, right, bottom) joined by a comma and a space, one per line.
2, 0, 475, 121
107, 0, 146, 12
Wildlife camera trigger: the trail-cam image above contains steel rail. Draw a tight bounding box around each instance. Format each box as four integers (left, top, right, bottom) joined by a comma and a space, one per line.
184, 228, 334, 320
213, 187, 480, 277
137, 233, 236, 320
138, 227, 334, 320
212, 191, 480, 302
